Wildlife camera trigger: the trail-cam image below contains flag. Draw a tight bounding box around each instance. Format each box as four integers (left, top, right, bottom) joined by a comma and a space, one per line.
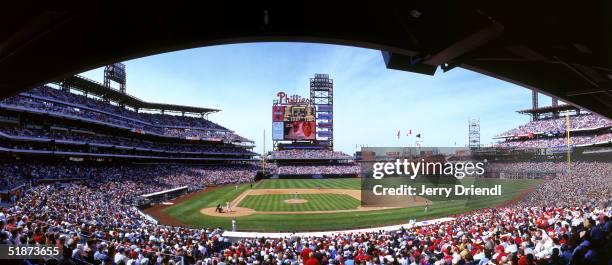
416, 134, 421, 138
397, 130, 400, 139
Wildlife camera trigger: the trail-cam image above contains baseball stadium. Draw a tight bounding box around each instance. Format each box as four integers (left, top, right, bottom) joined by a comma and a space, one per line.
1, 5, 611, 265
149, 177, 538, 232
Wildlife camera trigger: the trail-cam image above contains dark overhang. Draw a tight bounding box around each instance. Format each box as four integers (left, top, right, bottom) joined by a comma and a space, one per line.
517, 105, 580, 115
0, 2, 611, 117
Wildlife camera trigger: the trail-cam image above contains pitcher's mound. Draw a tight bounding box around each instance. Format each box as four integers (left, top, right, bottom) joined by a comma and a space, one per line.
200, 207, 256, 217
284, 199, 308, 204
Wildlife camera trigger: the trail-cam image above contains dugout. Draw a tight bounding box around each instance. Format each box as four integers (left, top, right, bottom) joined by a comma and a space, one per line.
137, 186, 189, 207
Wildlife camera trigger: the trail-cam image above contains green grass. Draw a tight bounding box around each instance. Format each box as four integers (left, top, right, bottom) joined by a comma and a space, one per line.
238, 194, 360, 212
253, 178, 360, 190
161, 184, 251, 219
161, 178, 540, 232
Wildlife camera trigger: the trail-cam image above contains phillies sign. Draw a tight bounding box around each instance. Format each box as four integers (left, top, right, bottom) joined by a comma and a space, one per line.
274, 92, 312, 105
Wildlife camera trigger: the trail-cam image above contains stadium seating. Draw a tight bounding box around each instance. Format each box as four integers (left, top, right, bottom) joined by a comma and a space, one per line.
271, 150, 353, 160
495, 133, 612, 148
495, 113, 612, 148
0, 161, 609, 265
0, 86, 252, 143
0, 87, 610, 265
497, 114, 612, 137
0, 86, 256, 161
0, 126, 254, 156
0, 163, 257, 190
275, 165, 360, 175
25, 86, 228, 130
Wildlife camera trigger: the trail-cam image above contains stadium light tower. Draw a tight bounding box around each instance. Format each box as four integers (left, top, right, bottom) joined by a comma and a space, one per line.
310, 74, 334, 151
468, 119, 480, 149
104, 63, 127, 94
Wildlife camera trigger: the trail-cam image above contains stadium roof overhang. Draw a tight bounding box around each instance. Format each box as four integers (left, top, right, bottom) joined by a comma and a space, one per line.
57, 75, 219, 114
1, 3, 611, 117
517, 105, 580, 115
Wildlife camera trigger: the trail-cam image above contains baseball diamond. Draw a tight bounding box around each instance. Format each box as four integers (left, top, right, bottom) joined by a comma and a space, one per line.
147, 178, 539, 232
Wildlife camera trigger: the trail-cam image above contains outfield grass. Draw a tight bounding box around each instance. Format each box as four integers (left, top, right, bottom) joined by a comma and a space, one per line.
253, 178, 360, 190
238, 194, 360, 212
161, 178, 539, 232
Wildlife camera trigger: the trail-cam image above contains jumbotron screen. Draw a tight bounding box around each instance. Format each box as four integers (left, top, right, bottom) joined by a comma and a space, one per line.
272, 105, 316, 140
272, 105, 315, 122
284, 121, 316, 140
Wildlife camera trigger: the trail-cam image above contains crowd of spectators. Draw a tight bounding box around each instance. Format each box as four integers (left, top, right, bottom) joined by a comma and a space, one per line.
0, 126, 254, 156
486, 162, 569, 175
520, 161, 612, 209
276, 165, 360, 175
271, 150, 353, 160
0, 86, 252, 143
25, 86, 227, 130
0, 160, 608, 264
0, 162, 257, 264
0, 163, 258, 190
497, 114, 612, 137
219, 205, 609, 265
0, 96, 151, 132
163, 128, 251, 143
494, 132, 612, 148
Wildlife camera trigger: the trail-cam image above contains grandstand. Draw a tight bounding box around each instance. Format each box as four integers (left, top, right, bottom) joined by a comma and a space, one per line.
0, 70, 259, 213
1, 146, 609, 265
0, 79, 257, 162
268, 150, 359, 178
494, 103, 612, 149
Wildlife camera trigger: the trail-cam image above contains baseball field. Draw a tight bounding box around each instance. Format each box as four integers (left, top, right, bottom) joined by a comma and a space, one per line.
146, 178, 539, 232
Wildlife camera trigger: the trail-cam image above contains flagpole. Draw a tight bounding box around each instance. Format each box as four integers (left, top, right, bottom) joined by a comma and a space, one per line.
406, 131, 410, 148
263, 129, 266, 176
407, 129, 411, 148
565, 111, 571, 173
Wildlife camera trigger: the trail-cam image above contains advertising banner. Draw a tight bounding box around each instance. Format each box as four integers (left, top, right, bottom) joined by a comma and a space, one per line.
317, 131, 333, 137
318, 122, 333, 128
317, 104, 332, 112
317, 113, 333, 120
272, 106, 285, 122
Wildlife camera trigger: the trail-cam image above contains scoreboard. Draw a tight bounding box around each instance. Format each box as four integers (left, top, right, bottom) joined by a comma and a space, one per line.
271, 74, 333, 150
272, 105, 315, 122
272, 94, 316, 141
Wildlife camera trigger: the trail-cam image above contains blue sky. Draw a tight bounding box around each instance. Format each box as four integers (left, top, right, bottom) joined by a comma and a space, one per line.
80, 43, 553, 154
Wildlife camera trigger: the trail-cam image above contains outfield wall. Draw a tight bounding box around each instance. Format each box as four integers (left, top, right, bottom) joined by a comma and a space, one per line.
270, 173, 358, 179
